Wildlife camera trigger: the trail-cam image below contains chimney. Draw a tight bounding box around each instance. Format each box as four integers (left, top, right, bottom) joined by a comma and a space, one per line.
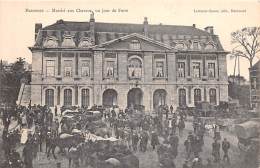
143, 17, 148, 37
89, 12, 95, 44
192, 24, 196, 28
204, 26, 214, 34
35, 23, 42, 41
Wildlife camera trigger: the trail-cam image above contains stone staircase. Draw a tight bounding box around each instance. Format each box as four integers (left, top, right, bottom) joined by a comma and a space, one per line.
17, 83, 31, 106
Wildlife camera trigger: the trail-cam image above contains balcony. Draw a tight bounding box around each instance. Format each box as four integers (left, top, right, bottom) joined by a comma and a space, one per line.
187, 76, 192, 81
74, 75, 81, 80
56, 75, 62, 80
202, 76, 208, 81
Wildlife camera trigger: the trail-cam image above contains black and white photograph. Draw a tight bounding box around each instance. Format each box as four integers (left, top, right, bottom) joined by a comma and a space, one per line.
0, 0, 259, 167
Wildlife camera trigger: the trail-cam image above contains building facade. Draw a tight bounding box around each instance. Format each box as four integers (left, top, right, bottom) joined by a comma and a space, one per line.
249, 60, 260, 109
29, 14, 229, 112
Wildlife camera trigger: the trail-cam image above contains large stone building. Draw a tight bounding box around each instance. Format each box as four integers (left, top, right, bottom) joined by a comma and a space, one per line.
249, 60, 260, 109
28, 14, 229, 111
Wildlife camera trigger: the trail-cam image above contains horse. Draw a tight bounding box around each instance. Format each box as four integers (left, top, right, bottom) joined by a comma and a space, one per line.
47, 133, 85, 159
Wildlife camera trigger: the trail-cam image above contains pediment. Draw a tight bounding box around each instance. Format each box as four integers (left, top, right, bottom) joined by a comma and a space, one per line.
95, 33, 174, 51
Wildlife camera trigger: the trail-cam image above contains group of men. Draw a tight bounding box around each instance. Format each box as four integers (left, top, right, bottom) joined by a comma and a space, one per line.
1, 103, 234, 168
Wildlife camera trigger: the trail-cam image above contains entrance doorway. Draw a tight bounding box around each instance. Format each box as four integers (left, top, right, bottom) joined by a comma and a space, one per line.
153, 89, 167, 109
102, 89, 118, 107
127, 88, 143, 108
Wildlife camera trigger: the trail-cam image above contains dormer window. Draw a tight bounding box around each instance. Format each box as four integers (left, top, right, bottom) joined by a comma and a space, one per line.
129, 40, 141, 50
175, 43, 186, 50
78, 37, 93, 48
205, 42, 216, 50
193, 41, 199, 50
43, 36, 58, 48
62, 35, 76, 47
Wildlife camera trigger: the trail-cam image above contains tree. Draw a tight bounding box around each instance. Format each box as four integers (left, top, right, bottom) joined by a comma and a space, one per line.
0, 57, 31, 105
231, 27, 260, 108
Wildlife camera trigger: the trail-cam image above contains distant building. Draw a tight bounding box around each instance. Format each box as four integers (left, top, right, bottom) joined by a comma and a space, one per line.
23, 14, 229, 111
249, 60, 260, 109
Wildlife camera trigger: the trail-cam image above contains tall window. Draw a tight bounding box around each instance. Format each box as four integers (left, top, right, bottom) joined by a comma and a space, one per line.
194, 89, 201, 106
45, 89, 54, 107
251, 77, 257, 89
64, 60, 73, 77
128, 58, 142, 79
179, 89, 186, 107
64, 89, 72, 106
193, 42, 199, 50
129, 40, 141, 50
177, 62, 185, 77
81, 60, 90, 77
46, 60, 55, 77
106, 61, 115, 77
81, 89, 89, 107
208, 63, 215, 78
192, 62, 201, 78
156, 61, 164, 77
209, 88, 217, 105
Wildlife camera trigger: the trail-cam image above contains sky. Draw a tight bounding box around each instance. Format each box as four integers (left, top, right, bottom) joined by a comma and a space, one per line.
0, 0, 259, 79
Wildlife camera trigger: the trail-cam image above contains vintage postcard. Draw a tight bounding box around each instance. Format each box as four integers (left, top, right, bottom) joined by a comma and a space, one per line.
0, 0, 259, 168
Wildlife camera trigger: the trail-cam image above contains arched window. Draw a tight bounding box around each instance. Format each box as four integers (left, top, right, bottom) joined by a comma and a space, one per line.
128, 58, 142, 79
64, 89, 72, 106
153, 89, 167, 109
179, 89, 186, 107
81, 89, 90, 108
194, 88, 201, 106
209, 88, 217, 105
45, 89, 54, 107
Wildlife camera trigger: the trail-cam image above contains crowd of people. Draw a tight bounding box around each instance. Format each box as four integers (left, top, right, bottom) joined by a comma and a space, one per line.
0, 103, 233, 168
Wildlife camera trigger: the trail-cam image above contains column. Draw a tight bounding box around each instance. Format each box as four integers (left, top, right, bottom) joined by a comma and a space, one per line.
57, 86, 60, 105
187, 55, 191, 76
58, 52, 61, 75
202, 55, 206, 76
75, 53, 79, 76
167, 53, 176, 82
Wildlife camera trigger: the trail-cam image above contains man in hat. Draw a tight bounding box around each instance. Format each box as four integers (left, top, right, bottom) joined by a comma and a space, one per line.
140, 131, 149, 152
212, 139, 220, 162
184, 138, 192, 159
222, 138, 230, 163
151, 130, 159, 150
132, 131, 139, 152
52, 118, 59, 137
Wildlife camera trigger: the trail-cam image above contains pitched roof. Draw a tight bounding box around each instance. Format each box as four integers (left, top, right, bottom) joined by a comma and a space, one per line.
35, 19, 225, 51
43, 20, 210, 36
96, 33, 173, 50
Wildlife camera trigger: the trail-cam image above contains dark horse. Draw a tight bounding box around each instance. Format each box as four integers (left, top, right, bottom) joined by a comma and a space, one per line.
47, 133, 85, 159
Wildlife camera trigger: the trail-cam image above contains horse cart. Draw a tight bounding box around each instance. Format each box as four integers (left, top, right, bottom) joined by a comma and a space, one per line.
235, 120, 260, 152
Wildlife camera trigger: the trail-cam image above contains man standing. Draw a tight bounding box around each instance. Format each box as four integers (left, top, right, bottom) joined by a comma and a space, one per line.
140, 131, 149, 152
151, 130, 159, 150
178, 118, 185, 137
170, 105, 173, 114
184, 138, 192, 159
132, 131, 139, 152
212, 139, 221, 162
23, 142, 34, 168
52, 118, 59, 137
222, 138, 230, 163
54, 106, 57, 117
165, 107, 169, 120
